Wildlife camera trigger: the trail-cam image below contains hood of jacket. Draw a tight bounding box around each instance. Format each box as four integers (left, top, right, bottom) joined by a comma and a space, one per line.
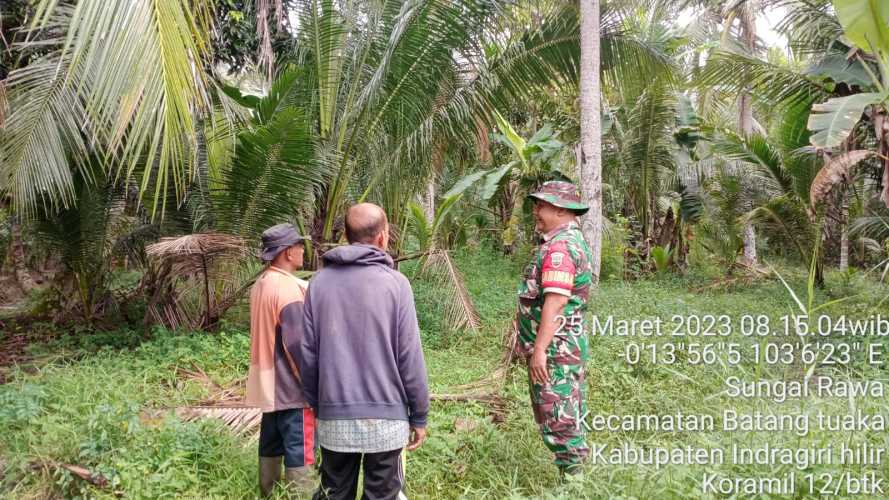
321, 243, 394, 268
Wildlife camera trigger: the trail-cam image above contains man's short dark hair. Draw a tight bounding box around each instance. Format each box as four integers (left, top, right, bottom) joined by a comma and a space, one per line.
345, 205, 387, 243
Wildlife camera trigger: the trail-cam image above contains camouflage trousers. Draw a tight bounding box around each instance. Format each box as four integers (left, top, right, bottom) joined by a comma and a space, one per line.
527, 347, 589, 470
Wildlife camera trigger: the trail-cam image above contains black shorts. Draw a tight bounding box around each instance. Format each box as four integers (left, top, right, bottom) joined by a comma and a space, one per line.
259, 408, 316, 467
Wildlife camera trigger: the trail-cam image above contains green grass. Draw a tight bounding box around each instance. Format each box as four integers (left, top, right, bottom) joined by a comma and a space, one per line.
2, 246, 889, 498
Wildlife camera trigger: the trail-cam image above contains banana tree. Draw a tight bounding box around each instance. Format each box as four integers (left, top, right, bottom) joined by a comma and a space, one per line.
444, 110, 568, 249
807, 0, 889, 208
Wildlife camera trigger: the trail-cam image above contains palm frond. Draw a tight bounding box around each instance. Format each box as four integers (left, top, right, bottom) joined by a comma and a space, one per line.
420, 250, 480, 332
408, 201, 433, 250
774, 96, 816, 152
850, 213, 889, 241
700, 170, 746, 264
146, 233, 248, 275
1, 51, 87, 214
256, 0, 286, 78
307, 0, 499, 239
33, 164, 126, 271
774, 0, 843, 56
397, 1, 674, 169
298, 0, 346, 139
5, 0, 214, 215
711, 131, 793, 195
213, 107, 326, 240
745, 195, 812, 261
621, 83, 678, 235
144, 233, 252, 330
697, 51, 828, 110
176, 405, 262, 435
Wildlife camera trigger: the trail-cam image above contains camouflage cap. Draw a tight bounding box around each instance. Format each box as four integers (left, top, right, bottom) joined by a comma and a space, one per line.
528, 181, 589, 215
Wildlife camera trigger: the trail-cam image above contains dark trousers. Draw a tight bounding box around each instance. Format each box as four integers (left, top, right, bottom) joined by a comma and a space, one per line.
313, 447, 403, 500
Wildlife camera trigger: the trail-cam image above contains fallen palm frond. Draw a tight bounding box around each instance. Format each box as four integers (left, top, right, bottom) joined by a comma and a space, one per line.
443, 319, 519, 397
428, 320, 519, 426
501, 318, 520, 367
431, 392, 510, 425
176, 365, 245, 404
431, 393, 504, 403
419, 251, 481, 332
175, 322, 514, 434
175, 405, 262, 435
164, 367, 258, 435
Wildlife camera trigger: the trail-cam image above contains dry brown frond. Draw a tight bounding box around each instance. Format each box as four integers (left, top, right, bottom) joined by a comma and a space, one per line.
144, 233, 254, 330
146, 233, 248, 275
255, 0, 285, 79
176, 405, 262, 435
420, 251, 481, 331
175, 364, 245, 404
809, 150, 874, 209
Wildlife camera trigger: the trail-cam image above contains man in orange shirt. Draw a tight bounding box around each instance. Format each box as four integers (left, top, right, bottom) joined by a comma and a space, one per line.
247, 223, 314, 496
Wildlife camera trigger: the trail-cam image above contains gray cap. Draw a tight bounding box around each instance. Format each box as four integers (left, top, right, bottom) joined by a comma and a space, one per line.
260, 223, 310, 262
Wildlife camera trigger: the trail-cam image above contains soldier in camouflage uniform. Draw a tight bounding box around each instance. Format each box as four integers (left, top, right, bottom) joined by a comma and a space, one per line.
516, 181, 593, 479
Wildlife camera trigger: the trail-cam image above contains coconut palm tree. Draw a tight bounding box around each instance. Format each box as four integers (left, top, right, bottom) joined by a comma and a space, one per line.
298, 0, 674, 250
32, 164, 151, 323
2, 0, 674, 238
694, 0, 889, 282
1, 0, 219, 217
682, 0, 780, 265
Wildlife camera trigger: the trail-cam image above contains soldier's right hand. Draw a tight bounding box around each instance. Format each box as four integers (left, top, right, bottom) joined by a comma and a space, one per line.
530, 349, 548, 384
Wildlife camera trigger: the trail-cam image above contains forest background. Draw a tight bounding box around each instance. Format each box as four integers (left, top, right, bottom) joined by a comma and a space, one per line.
2, 0, 889, 498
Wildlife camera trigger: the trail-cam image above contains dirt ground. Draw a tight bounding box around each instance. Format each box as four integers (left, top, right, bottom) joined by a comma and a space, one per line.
0, 280, 37, 384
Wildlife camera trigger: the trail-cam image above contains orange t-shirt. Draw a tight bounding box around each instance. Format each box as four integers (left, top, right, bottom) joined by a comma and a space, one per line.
246, 266, 309, 412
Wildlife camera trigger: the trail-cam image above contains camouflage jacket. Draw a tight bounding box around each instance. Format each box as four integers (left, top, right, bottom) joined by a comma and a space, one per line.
516, 221, 593, 363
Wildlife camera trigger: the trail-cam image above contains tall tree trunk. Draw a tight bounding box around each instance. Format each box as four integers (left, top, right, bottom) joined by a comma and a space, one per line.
876, 110, 889, 208
10, 216, 37, 291
839, 187, 849, 272
424, 139, 446, 223
579, 0, 602, 285
741, 224, 757, 265
739, 8, 757, 266
423, 179, 435, 223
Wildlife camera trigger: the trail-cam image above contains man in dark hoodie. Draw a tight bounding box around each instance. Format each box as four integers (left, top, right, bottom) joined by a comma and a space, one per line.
295, 203, 429, 500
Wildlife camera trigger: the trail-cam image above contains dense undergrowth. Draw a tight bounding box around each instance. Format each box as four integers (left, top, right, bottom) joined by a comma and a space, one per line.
1, 245, 888, 499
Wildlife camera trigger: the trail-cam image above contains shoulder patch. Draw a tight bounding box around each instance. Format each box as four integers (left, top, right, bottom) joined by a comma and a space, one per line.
551, 252, 564, 268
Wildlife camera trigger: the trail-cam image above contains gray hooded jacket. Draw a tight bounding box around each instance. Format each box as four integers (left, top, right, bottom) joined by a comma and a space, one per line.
294, 244, 429, 427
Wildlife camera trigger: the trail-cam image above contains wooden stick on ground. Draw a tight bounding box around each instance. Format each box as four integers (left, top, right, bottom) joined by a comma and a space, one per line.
30, 460, 118, 494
